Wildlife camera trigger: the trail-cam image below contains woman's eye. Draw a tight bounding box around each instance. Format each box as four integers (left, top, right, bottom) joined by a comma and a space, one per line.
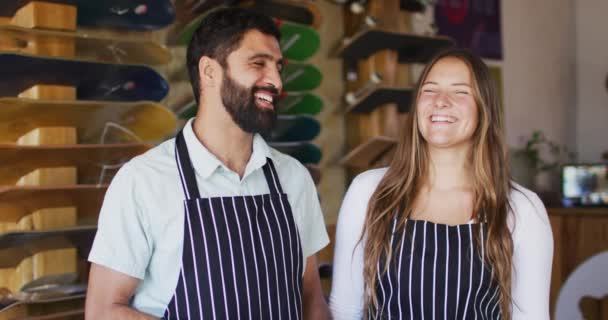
456, 91, 469, 95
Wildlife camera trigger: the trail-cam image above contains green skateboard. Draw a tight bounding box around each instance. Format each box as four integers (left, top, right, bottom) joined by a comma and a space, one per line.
174, 15, 319, 61
270, 141, 321, 164
176, 92, 323, 120
277, 20, 320, 61
282, 62, 322, 92
278, 92, 323, 115
267, 115, 320, 142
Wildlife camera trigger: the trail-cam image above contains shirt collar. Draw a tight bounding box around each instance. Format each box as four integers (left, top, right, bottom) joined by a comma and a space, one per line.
182, 118, 276, 180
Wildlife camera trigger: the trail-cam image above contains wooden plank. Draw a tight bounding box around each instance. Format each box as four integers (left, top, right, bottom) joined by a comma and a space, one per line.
11, 2, 76, 31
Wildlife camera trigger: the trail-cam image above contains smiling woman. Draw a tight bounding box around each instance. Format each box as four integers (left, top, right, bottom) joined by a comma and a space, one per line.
329, 48, 553, 320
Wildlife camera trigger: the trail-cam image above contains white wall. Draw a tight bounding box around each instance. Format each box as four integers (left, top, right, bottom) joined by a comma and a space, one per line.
575, 0, 608, 162
501, 0, 576, 152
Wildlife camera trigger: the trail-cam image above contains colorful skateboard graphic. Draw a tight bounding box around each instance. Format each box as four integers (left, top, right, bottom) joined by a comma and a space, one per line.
0, 185, 107, 234
0, 25, 171, 65
281, 62, 322, 92
0, 143, 149, 185
0, 53, 169, 102
277, 92, 323, 115
267, 115, 320, 142
270, 141, 322, 164
0, 98, 177, 143
0, 0, 176, 31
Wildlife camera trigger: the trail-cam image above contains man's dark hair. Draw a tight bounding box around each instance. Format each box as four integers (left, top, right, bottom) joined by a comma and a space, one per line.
186, 8, 281, 103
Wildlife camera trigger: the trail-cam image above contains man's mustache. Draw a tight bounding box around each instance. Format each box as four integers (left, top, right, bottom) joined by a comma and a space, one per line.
252, 86, 280, 96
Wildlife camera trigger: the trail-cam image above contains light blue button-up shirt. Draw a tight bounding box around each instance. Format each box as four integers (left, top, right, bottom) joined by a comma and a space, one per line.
89, 119, 329, 317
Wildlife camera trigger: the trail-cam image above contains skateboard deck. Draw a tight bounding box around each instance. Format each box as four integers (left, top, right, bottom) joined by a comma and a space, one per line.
240, 0, 322, 29
277, 20, 320, 61
179, 0, 322, 28
0, 53, 169, 102
0, 0, 175, 31
281, 62, 322, 92
0, 143, 149, 186
0, 293, 84, 319
0, 185, 107, 233
270, 141, 321, 164
0, 25, 171, 65
345, 86, 413, 113
340, 136, 397, 168
267, 115, 320, 142
0, 226, 96, 268
278, 92, 323, 115
0, 98, 177, 144
0, 233, 90, 298
338, 29, 454, 64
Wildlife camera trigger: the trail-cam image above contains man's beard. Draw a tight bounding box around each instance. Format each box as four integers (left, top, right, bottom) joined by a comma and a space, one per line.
220, 72, 278, 136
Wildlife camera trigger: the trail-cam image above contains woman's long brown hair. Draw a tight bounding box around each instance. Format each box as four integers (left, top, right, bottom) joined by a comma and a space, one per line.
361, 48, 514, 318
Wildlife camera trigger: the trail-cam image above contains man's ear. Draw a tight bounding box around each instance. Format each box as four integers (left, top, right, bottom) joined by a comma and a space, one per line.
199, 56, 218, 88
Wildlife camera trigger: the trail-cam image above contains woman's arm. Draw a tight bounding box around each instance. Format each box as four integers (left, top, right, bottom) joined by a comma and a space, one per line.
329, 169, 386, 320
510, 191, 554, 319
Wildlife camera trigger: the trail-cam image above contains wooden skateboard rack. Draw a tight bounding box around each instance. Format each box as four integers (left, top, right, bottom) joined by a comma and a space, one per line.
338, 0, 454, 176
0, 1, 172, 315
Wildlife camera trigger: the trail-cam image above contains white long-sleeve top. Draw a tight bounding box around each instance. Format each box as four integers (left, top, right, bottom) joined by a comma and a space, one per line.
329, 168, 554, 319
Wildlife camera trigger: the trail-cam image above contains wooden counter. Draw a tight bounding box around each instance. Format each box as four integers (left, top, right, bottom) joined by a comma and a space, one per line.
549, 207, 608, 319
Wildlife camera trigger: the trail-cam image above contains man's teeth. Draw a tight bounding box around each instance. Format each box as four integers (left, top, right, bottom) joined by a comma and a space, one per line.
431, 115, 455, 123
255, 93, 273, 103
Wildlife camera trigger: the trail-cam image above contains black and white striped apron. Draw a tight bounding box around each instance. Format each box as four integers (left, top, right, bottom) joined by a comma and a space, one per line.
164, 131, 303, 319
371, 219, 501, 320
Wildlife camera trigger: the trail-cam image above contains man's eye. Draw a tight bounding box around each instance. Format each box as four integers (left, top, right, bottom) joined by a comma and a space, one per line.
254, 61, 265, 67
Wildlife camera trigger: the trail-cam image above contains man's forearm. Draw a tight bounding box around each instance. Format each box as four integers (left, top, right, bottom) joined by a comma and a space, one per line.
303, 293, 332, 320
86, 304, 158, 320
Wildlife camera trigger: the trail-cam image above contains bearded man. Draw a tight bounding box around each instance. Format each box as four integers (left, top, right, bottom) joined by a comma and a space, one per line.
85, 8, 330, 320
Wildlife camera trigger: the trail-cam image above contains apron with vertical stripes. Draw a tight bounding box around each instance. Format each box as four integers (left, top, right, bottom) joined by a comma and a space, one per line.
371, 219, 501, 320
163, 131, 303, 319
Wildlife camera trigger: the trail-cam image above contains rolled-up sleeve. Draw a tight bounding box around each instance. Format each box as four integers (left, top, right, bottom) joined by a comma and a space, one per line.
88, 162, 152, 279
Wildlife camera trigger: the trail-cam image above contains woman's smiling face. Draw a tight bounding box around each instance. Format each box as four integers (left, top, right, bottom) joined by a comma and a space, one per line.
416, 57, 479, 150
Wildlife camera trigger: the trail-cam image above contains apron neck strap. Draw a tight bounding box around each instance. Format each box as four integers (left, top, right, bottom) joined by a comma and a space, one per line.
176, 129, 284, 199
175, 130, 201, 200
262, 158, 284, 196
